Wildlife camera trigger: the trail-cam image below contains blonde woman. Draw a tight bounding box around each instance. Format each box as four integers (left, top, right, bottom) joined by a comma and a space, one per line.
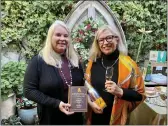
24, 20, 84, 125
85, 25, 146, 125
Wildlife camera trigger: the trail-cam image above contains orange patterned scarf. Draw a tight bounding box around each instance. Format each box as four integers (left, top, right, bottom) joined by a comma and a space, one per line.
85, 54, 146, 125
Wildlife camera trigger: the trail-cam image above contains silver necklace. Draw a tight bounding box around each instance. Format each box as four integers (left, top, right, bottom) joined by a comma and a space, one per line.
59, 60, 72, 86
101, 57, 119, 69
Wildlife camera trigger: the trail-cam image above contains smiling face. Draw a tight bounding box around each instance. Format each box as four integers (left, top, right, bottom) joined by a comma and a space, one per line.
51, 25, 69, 54
97, 29, 118, 55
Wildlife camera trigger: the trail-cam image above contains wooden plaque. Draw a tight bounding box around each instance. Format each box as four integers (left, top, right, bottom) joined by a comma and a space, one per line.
68, 86, 87, 112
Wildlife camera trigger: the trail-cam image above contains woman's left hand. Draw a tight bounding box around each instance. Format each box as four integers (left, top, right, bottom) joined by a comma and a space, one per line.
105, 80, 123, 98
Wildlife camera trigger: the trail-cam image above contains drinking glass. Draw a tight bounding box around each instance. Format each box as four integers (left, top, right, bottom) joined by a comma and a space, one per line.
106, 67, 113, 80
103, 67, 113, 92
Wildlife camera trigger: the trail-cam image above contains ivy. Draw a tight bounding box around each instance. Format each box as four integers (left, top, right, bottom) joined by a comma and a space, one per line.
2, 1, 166, 65
2, 1, 75, 60
107, 1, 166, 64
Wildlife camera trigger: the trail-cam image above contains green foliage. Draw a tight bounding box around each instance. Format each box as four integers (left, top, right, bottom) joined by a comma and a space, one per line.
1, 61, 27, 101
1, 115, 22, 125
2, 1, 75, 60
71, 17, 105, 66
16, 97, 37, 109
107, 1, 166, 64
2, 1, 166, 65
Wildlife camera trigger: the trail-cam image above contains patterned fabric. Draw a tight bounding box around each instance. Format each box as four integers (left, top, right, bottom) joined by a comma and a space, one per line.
85, 54, 146, 125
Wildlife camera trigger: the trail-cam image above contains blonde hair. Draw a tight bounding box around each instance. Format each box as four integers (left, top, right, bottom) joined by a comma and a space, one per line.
39, 20, 79, 68
89, 25, 128, 61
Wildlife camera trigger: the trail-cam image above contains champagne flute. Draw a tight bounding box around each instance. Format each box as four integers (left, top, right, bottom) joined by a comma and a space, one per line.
106, 67, 113, 80
103, 67, 113, 92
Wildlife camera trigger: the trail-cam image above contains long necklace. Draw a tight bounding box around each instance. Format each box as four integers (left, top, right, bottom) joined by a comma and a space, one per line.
59, 59, 72, 87
101, 57, 119, 69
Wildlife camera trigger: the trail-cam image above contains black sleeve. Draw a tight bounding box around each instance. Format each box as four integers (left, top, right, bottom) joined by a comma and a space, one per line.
24, 55, 61, 108
120, 88, 142, 101
79, 62, 84, 85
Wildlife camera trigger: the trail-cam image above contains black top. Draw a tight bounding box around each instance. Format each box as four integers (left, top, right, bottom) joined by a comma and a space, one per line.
24, 55, 84, 125
91, 50, 142, 125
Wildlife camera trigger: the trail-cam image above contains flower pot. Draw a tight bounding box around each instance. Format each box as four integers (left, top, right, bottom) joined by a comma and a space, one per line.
18, 107, 37, 125
1, 93, 16, 121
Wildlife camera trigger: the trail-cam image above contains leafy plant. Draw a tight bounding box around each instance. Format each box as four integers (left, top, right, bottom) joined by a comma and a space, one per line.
1, 61, 27, 101
1, 115, 22, 125
1, 1, 166, 66
71, 17, 105, 67
1, 1, 75, 60
107, 1, 166, 65
16, 97, 37, 109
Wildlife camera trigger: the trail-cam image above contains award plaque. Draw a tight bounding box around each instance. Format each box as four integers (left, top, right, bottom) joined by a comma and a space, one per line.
68, 86, 87, 112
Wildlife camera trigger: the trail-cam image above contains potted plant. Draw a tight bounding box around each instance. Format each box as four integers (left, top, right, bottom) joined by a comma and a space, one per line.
1, 61, 27, 119
16, 97, 37, 125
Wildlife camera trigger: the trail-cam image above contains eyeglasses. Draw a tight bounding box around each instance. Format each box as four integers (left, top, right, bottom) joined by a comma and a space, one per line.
97, 35, 118, 44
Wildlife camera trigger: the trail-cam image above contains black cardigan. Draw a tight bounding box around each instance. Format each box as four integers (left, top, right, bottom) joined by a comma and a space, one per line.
24, 55, 84, 125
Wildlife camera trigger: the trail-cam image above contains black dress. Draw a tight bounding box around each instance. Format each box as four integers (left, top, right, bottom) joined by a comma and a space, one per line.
24, 55, 84, 125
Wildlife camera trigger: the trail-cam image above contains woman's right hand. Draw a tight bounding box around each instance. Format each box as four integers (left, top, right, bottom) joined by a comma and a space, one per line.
88, 96, 103, 114
59, 101, 74, 115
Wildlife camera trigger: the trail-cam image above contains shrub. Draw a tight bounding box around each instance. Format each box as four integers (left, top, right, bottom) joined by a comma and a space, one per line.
1, 61, 27, 101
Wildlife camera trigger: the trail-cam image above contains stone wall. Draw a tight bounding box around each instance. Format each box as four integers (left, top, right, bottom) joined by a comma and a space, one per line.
1, 49, 25, 67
